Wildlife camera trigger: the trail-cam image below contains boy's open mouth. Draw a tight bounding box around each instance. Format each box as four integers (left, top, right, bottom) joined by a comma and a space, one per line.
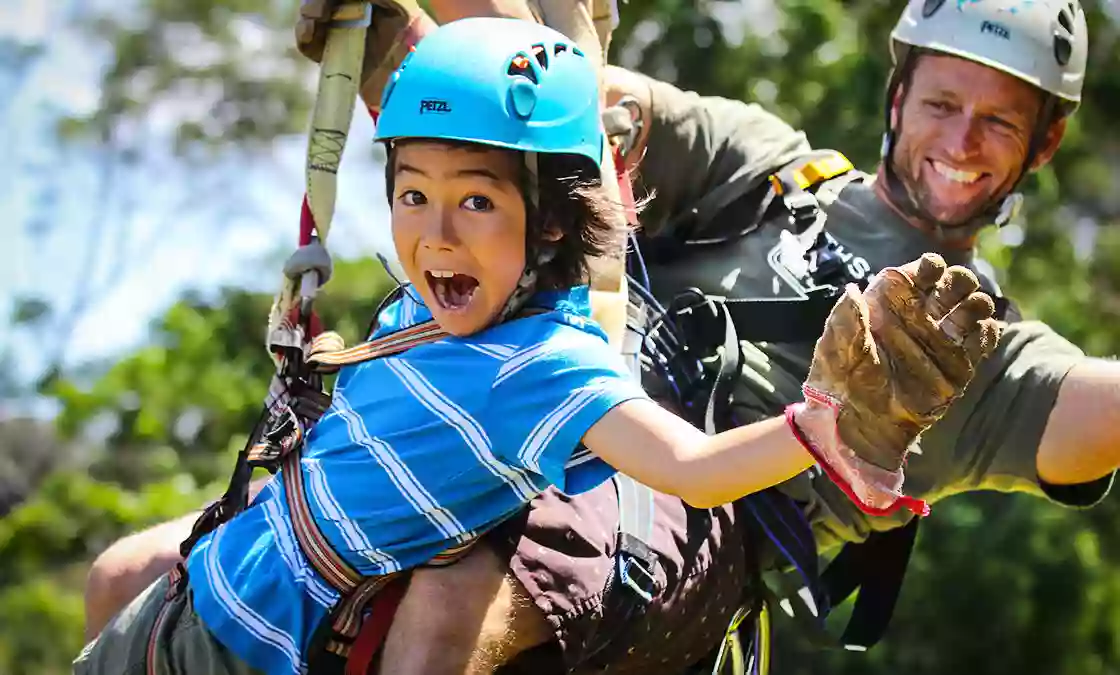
425, 269, 480, 312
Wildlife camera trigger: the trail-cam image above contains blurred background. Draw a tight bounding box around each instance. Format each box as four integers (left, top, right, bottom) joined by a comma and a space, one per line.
2, 0, 1120, 673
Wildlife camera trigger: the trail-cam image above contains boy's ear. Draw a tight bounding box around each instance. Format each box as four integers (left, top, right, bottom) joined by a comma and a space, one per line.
540, 217, 564, 242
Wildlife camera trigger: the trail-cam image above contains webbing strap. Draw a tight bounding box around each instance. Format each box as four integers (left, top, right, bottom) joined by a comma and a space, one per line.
575, 473, 658, 667
283, 450, 365, 592
309, 320, 449, 369
616, 474, 654, 547
720, 291, 842, 344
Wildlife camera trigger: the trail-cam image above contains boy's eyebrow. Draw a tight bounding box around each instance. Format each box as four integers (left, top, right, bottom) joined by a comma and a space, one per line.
395, 162, 504, 183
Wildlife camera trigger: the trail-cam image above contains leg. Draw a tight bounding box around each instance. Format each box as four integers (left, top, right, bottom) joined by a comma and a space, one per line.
84, 511, 197, 641
76, 573, 263, 675
379, 543, 552, 675
84, 477, 272, 640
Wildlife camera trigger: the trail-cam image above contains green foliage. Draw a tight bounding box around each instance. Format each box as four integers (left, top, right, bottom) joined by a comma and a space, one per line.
3, 1, 1120, 674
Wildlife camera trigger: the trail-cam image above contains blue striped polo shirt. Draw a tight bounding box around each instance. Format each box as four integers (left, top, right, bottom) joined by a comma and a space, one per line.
185, 284, 648, 675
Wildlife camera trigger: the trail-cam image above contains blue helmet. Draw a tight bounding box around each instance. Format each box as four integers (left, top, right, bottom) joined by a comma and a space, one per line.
374, 17, 604, 173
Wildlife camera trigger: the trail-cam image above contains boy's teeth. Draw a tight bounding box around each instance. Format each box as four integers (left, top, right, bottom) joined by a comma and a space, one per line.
430, 269, 454, 278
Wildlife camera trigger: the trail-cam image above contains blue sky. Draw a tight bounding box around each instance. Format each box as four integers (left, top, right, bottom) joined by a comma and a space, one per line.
2, 0, 397, 400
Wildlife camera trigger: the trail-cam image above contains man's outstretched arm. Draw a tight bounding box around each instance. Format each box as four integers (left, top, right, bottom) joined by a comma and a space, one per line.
1037, 359, 1120, 489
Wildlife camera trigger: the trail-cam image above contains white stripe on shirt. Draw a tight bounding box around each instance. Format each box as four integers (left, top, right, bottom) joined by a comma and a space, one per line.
464, 343, 510, 360
493, 342, 557, 388
518, 383, 606, 471
303, 456, 399, 572
203, 526, 307, 675
387, 358, 539, 502
334, 390, 466, 545
259, 481, 339, 609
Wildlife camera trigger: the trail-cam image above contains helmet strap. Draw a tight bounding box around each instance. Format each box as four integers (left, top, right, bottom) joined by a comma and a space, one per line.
495, 151, 551, 324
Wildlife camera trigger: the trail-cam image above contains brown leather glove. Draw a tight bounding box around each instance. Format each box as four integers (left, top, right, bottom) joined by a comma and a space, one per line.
295, 0, 436, 112
790, 252, 1002, 516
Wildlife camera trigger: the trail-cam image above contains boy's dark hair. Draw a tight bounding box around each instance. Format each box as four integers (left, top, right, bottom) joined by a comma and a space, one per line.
384, 140, 631, 290
529, 151, 626, 290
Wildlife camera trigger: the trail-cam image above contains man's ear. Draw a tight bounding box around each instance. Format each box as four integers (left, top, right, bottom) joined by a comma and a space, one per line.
889, 81, 906, 131
1029, 115, 1068, 172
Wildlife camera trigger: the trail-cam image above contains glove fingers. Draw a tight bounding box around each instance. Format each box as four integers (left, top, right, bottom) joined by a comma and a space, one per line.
296, 0, 338, 62
895, 252, 946, 294
938, 291, 995, 343
299, 0, 335, 20
961, 318, 1003, 364
927, 266, 981, 321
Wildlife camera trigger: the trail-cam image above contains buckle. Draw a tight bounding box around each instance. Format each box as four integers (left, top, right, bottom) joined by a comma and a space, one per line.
783, 192, 819, 231
617, 554, 656, 604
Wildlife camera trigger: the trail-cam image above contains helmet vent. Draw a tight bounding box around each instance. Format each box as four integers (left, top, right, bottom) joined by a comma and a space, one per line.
1058, 6, 1074, 33
1054, 3, 1076, 66
507, 53, 539, 84
921, 0, 945, 18
531, 43, 548, 69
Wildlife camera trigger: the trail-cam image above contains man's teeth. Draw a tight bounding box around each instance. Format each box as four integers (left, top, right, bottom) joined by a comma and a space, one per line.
932, 161, 981, 184
429, 269, 455, 278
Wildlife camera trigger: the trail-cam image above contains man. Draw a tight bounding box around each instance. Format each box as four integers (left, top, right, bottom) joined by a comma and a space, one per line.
84, 1, 1118, 673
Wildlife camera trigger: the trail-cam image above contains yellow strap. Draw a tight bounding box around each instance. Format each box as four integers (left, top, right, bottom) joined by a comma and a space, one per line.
769, 150, 854, 196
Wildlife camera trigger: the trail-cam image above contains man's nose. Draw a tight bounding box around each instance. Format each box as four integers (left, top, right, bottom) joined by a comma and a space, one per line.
939, 115, 984, 162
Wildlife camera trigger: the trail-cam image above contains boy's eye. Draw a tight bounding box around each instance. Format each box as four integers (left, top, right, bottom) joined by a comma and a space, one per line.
399, 189, 426, 206
462, 195, 493, 212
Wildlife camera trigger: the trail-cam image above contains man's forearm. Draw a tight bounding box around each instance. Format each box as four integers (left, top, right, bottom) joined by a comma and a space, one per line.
601, 67, 813, 239
427, 0, 537, 23
1037, 359, 1120, 485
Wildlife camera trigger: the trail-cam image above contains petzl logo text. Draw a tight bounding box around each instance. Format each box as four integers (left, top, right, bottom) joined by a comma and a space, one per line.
980, 20, 1010, 39
419, 99, 452, 114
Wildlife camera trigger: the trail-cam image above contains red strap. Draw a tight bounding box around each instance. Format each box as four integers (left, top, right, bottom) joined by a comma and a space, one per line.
612, 144, 639, 226
296, 195, 324, 338
345, 578, 409, 675
784, 404, 930, 518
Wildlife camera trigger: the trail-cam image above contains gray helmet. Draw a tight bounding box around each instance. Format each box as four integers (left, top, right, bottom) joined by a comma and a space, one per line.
890, 0, 1088, 107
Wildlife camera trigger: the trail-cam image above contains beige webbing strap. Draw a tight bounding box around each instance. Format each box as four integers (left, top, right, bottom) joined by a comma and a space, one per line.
526, 0, 631, 351
308, 320, 449, 370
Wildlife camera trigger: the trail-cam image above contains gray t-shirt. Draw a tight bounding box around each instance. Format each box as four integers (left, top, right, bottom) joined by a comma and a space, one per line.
631, 74, 1113, 552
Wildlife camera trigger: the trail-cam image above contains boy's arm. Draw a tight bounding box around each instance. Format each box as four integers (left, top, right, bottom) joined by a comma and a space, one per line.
584, 255, 1003, 514
582, 400, 812, 508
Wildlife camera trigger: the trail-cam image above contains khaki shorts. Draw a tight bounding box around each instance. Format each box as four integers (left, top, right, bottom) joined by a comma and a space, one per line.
490, 483, 755, 674
73, 571, 262, 675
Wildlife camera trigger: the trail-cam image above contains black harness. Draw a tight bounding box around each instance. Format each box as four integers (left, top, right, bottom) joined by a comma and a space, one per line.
607, 149, 1020, 674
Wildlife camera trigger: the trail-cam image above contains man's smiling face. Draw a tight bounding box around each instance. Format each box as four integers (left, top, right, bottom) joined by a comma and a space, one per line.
889, 53, 1057, 228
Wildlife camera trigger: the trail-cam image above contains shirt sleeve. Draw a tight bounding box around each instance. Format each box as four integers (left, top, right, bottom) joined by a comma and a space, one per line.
369, 288, 430, 339
481, 332, 649, 496
634, 74, 814, 240
919, 319, 1114, 508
